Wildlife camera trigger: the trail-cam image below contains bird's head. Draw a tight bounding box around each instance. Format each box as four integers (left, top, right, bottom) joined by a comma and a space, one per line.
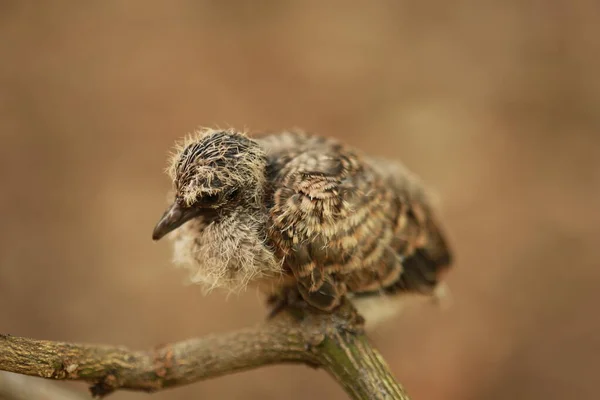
152, 128, 266, 240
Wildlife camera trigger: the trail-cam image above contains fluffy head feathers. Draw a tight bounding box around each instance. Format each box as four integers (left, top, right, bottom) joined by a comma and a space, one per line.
167, 128, 267, 207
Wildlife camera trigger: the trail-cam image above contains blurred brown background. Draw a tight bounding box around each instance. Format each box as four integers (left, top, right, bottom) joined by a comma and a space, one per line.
1, 1, 599, 399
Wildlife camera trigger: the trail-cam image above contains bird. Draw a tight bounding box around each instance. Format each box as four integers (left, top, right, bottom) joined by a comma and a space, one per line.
152, 127, 453, 323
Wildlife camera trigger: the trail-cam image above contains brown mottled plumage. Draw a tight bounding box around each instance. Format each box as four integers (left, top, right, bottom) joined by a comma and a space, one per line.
152, 128, 453, 320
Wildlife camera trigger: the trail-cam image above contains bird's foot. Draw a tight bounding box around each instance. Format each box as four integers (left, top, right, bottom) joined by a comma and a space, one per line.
266, 287, 309, 320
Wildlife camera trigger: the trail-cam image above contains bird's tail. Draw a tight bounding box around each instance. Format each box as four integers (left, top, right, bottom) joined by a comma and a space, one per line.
388, 215, 452, 294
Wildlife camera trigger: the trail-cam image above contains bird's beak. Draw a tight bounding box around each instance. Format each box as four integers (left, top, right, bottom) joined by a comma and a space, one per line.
152, 202, 201, 241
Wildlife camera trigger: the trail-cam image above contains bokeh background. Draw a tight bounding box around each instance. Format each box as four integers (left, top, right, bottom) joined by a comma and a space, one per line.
1, 1, 599, 399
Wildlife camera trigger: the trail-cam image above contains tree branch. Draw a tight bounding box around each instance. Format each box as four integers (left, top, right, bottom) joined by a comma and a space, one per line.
0, 302, 410, 399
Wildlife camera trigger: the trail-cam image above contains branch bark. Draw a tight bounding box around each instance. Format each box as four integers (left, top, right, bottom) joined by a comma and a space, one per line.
0, 302, 409, 399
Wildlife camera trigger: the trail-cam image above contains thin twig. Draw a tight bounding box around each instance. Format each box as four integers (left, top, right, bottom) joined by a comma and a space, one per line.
0, 302, 410, 399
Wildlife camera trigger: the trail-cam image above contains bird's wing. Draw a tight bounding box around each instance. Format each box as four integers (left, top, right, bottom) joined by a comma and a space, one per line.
267, 143, 367, 310
356, 158, 453, 296
266, 135, 452, 311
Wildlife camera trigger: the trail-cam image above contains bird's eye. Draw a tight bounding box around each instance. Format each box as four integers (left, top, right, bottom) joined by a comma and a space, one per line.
202, 193, 220, 204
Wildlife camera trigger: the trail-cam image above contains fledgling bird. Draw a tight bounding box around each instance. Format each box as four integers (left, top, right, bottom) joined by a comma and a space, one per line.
152, 128, 453, 324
